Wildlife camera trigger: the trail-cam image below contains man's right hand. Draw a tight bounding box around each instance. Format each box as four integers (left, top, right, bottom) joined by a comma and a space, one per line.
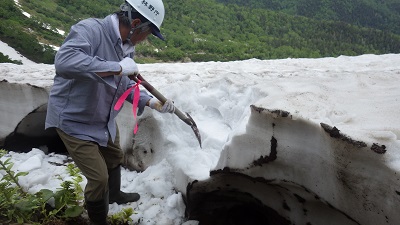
118, 57, 139, 76
149, 98, 175, 113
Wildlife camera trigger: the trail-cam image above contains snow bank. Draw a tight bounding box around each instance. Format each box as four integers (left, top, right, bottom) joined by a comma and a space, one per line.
1, 54, 399, 224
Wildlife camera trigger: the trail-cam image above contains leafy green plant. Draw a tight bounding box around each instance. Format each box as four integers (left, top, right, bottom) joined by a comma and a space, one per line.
65, 163, 84, 201
0, 149, 36, 223
39, 163, 85, 223
0, 150, 137, 224
0, 150, 85, 224
109, 207, 136, 225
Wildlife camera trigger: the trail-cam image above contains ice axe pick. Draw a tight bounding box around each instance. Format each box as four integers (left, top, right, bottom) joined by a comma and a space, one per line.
129, 74, 202, 148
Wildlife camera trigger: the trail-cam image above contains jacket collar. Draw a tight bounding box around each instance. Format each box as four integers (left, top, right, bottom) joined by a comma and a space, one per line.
101, 14, 122, 49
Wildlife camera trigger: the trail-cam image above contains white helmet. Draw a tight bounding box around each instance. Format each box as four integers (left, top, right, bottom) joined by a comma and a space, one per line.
123, 0, 165, 40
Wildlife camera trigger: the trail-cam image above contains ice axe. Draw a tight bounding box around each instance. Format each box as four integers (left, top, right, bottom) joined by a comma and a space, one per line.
129, 74, 202, 148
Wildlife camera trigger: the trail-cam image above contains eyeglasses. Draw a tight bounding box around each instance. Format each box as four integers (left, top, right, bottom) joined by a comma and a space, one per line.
135, 21, 152, 34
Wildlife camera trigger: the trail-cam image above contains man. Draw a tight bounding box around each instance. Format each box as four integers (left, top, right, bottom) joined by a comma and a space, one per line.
45, 0, 173, 224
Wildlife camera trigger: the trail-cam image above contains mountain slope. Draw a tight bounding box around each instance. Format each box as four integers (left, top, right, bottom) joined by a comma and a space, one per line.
216, 0, 400, 35
1, 0, 399, 64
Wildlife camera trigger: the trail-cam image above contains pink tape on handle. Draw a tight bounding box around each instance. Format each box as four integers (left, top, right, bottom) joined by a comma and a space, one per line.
114, 80, 141, 134
132, 80, 141, 133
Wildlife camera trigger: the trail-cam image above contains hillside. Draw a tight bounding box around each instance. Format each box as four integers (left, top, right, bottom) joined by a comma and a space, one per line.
1, 0, 399, 64
216, 0, 400, 35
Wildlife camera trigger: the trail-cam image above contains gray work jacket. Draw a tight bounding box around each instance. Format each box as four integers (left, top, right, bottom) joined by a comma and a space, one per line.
45, 14, 152, 147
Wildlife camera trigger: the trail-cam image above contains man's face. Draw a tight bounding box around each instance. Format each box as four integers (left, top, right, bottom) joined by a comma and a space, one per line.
130, 25, 152, 45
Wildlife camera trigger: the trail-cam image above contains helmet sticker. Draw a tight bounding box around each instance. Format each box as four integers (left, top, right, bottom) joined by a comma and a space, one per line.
141, 0, 160, 16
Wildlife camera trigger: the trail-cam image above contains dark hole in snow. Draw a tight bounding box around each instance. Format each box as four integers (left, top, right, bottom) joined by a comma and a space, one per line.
186, 189, 290, 225
1, 104, 67, 154
186, 171, 290, 225
2, 130, 67, 154
186, 169, 360, 225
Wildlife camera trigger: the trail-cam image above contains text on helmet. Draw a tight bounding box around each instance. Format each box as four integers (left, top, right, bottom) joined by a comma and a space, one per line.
141, 0, 160, 16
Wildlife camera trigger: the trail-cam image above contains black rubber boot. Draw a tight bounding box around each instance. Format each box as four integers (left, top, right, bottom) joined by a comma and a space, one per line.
108, 165, 140, 204
86, 193, 109, 225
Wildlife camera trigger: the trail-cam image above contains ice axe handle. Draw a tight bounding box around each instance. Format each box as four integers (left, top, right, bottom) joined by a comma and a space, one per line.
129, 75, 202, 148
130, 74, 190, 125
129, 74, 202, 129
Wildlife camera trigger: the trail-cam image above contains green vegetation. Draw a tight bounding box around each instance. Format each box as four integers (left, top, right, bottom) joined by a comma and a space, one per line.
109, 208, 136, 225
0, 0, 57, 64
0, 149, 84, 224
216, 0, 400, 35
0, 0, 399, 64
0, 52, 22, 64
159, 0, 400, 61
0, 149, 135, 225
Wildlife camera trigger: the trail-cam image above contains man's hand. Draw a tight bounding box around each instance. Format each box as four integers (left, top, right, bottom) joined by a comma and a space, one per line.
149, 98, 175, 113
118, 57, 139, 76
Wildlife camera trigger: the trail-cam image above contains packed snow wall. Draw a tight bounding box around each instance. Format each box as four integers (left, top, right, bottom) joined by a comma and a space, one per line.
186, 105, 399, 225
0, 78, 135, 154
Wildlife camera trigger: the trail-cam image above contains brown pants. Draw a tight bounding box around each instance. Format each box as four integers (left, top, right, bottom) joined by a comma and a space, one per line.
56, 128, 123, 201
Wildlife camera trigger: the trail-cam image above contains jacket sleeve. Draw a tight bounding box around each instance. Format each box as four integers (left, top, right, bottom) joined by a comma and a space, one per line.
54, 21, 121, 81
